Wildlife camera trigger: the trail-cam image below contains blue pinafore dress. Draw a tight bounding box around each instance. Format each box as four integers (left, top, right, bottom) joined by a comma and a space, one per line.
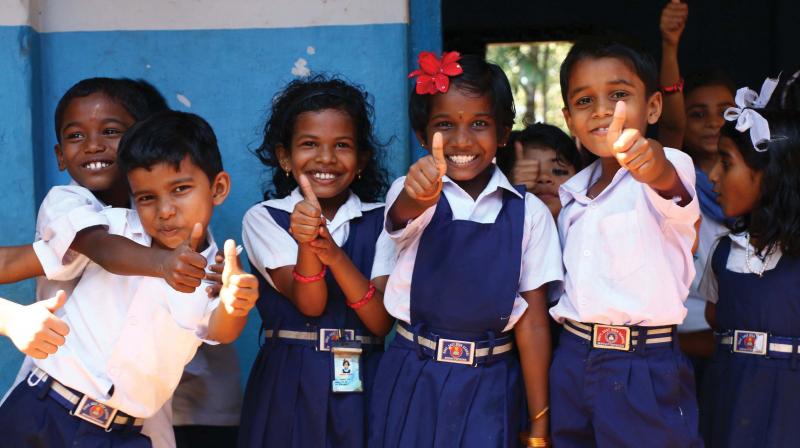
703, 236, 800, 447
238, 206, 385, 448
368, 186, 527, 448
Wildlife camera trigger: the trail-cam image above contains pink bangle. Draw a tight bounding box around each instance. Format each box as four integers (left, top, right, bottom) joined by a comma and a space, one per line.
292, 265, 327, 283
347, 283, 376, 310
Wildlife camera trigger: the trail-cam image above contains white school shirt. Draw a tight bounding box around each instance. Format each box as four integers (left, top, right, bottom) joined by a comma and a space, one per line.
33, 206, 220, 418
382, 166, 563, 332
550, 148, 700, 326
242, 188, 394, 284
678, 211, 727, 333
699, 231, 784, 304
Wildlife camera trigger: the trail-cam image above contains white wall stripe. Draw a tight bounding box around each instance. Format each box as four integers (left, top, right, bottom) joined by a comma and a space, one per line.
0, 0, 408, 32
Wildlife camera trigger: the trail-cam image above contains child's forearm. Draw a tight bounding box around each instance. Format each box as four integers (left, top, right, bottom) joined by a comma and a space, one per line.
0, 297, 15, 336
387, 190, 437, 231
0, 245, 45, 284
71, 227, 168, 277
327, 252, 393, 336
516, 288, 551, 439
270, 245, 328, 317
658, 42, 685, 148
206, 306, 248, 344
648, 160, 691, 205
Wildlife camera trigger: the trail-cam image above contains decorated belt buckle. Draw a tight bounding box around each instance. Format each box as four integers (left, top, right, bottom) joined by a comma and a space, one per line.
72, 395, 118, 430
319, 328, 355, 351
733, 330, 768, 355
592, 325, 631, 351
436, 338, 476, 365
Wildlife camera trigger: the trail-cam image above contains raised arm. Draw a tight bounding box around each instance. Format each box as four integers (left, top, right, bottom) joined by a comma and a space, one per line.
657, 0, 689, 149
388, 132, 447, 229
0, 245, 44, 284
207, 240, 258, 343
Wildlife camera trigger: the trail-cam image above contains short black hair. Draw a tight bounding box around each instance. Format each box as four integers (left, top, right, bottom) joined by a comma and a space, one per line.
54, 77, 169, 142
560, 38, 658, 106
255, 75, 388, 202
409, 54, 515, 142
496, 123, 593, 178
684, 68, 736, 98
117, 110, 223, 182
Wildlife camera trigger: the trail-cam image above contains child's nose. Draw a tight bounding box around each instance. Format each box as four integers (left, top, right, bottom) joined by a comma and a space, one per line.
451, 126, 472, 148
592, 99, 615, 118
158, 200, 177, 218
708, 112, 725, 129
316, 145, 337, 163
85, 134, 107, 152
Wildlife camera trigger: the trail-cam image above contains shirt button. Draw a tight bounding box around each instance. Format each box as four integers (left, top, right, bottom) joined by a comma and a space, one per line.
583, 250, 591, 257
589, 202, 597, 209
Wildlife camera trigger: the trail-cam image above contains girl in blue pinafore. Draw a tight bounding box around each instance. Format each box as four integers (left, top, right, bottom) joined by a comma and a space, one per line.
239, 76, 393, 448
701, 75, 800, 448
368, 53, 563, 448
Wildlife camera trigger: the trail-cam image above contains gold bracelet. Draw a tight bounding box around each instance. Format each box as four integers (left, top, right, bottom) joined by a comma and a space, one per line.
527, 437, 549, 447
533, 405, 550, 421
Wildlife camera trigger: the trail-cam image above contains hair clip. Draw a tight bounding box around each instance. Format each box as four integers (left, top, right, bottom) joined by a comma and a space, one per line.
724, 75, 780, 151
408, 51, 463, 95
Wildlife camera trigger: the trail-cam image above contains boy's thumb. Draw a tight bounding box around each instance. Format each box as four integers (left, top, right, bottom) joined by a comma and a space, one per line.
43, 290, 68, 313
185, 223, 204, 251
223, 239, 241, 275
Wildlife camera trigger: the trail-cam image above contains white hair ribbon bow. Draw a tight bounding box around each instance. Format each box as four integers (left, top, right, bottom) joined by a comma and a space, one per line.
723, 75, 780, 151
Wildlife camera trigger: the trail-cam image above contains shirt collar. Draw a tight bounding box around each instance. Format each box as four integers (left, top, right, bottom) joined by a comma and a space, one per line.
442, 164, 524, 201
267, 188, 382, 234
559, 158, 628, 206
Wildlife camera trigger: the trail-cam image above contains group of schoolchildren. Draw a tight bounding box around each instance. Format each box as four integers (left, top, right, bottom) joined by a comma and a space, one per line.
1, 2, 799, 447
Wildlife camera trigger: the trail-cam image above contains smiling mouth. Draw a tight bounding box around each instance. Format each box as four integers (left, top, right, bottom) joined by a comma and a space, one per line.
311, 171, 340, 181
591, 127, 609, 136
447, 154, 478, 165
82, 160, 113, 171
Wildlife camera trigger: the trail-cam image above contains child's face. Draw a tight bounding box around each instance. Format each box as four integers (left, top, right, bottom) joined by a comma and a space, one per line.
55, 93, 135, 191
684, 85, 735, 155
419, 87, 508, 189
708, 135, 762, 218
524, 146, 576, 216
128, 156, 230, 249
278, 108, 364, 202
562, 57, 661, 158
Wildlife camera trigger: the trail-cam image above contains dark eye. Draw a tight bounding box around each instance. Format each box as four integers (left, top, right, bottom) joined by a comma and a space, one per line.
553, 168, 570, 176
66, 132, 84, 140
688, 111, 706, 119
103, 128, 124, 136
610, 91, 629, 100
301, 141, 317, 148
472, 120, 488, 128
136, 195, 154, 203
575, 97, 591, 106
433, 120, 453, 129
335, 142, 352, 149
174, 185, 191, 193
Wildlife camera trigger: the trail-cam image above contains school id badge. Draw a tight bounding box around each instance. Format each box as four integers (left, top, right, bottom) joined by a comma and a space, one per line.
331, 340, 363, 393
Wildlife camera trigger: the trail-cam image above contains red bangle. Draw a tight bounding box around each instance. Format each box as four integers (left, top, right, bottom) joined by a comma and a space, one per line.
347, 282, 376, 310
292, 265, 327, 283
661, 78, 684, 94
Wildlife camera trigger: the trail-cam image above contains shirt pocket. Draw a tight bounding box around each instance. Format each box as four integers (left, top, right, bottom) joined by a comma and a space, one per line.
598, 210, 646, 280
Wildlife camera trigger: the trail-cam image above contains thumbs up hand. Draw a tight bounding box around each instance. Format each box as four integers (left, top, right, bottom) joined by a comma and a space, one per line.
510, 141, 541, 192
308, 225, 345, 267
219, 239, 258, 317
4, 291, 70, 359
660, 0, 688, 48
290, 174, 326, 244
404, 132, 447, 204
607, 101, 667, 185
159, 223, 208, 293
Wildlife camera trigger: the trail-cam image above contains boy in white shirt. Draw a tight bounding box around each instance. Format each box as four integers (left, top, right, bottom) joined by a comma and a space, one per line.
0, 110, 258, 448
548, 39, 702, 447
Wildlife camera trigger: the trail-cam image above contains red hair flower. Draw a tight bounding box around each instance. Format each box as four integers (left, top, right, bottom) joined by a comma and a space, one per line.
408, 51, 463, 95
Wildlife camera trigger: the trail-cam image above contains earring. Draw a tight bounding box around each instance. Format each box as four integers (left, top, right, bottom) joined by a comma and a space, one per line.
285, 170, 290, 178
357, 170, 362, 180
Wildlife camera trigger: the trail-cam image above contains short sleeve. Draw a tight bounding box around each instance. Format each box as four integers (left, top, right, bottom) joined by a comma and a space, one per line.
36, 186, 109, 264
643, 148, 700, 224
371, 229, 397, 279
519, 194, 564, 293
242, 204, 297, 285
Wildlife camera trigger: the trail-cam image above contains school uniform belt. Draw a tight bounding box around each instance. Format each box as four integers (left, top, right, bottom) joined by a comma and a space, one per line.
563, 319, 675, 351
396, 322, 514, 366
718, 329, 800, 357
264, 328, 383, 351
26, 367, 144, 432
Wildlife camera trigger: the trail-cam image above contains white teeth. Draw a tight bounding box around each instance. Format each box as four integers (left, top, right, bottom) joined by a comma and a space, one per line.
84, 161, 110, 170
313, 172, 337, 180
447, 154, 477, 165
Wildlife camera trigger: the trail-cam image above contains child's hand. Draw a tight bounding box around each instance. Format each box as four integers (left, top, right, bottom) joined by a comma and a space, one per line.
404, 132, 447, 203
511, 141, 541, 191
6, 291, 70, 359
660, 0, 688, 48
607, 101, 668, 185
219, 239, 258, 317
308, 225, 345, 267
160, 223, 208, 293
290, 174, 325, 244
205, 248, 225, 298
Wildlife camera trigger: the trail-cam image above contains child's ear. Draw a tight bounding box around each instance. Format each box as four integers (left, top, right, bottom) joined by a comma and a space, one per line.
562, 107, 576, 135
498, 126, 512, 147
54, 144, 66, 171
275, 144, 292, 175
414, 131, 429, 151
646, 91, 663, 125
210, 171, 231, 206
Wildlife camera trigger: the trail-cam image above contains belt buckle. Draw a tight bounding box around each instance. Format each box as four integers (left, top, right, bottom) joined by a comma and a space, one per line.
71, 394, 118, 430
436, 338, 476, 365
319, 328, 355, 351
592, 324, 631, 351
732, 330, 768, 355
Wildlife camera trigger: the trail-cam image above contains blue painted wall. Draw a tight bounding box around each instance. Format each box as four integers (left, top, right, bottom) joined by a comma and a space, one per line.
0, 2, 442, 395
